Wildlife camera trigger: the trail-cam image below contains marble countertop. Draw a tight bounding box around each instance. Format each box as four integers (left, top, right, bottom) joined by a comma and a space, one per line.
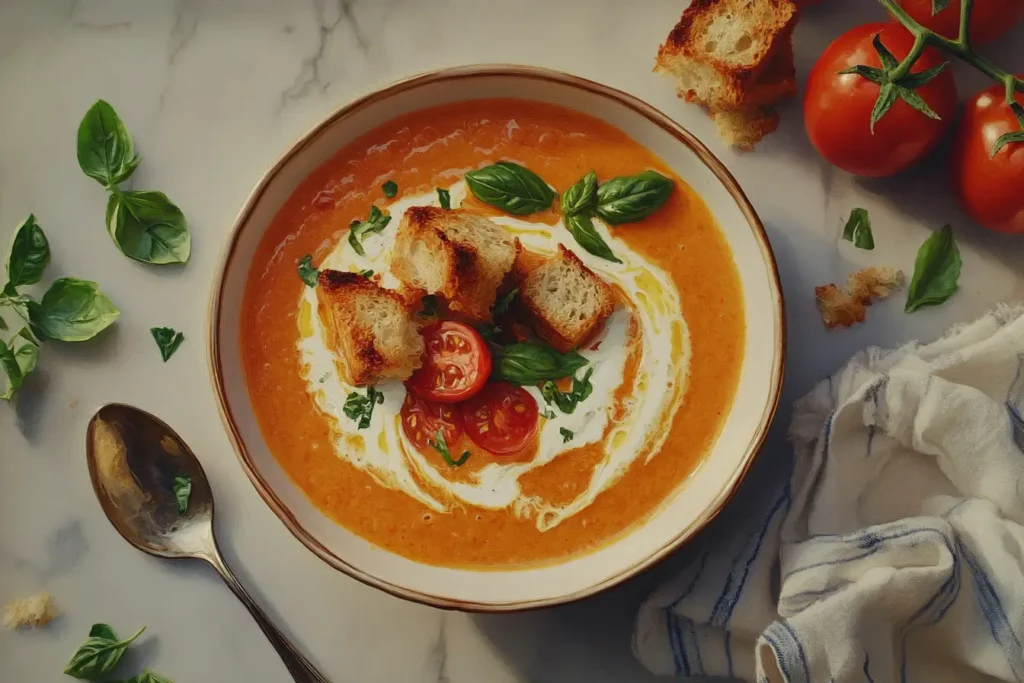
1, 1, 1021, 681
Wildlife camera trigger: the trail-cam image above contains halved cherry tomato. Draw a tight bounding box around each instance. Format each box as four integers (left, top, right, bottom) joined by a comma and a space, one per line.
461, 382, 539, 455
892, 0, 1023, 46
407, 321, 492, 403
400, 393, 463, 451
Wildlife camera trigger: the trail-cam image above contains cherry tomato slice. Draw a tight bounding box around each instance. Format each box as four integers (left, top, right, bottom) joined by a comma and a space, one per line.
407, 321, 492, 404
461, 382, 539, 455
400, 392, 463, 452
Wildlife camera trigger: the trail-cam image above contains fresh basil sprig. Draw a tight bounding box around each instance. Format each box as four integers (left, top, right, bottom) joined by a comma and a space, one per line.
565, 214, 622, 264
595, 170, 674, 225
77, 100, 191, 265
63, 623, 145, 680
437, 187, 452, 210
842, 208, 875, 250
492, 342, 589, 385
905, 224, 961, 313
297, 255, 319, 287
561, 171, 598, 218
28, 278, 119, 342
151, 327, 184, 362
541, 367, 594, 415
465, 162, 555, 215
172, 475, 191, 515
4, 215, 49, 295
0, 330, 39, 400
123, 670, 173, 683
343, 386, 384, 429
348, 206, 391, 256
428, 430, 470, 467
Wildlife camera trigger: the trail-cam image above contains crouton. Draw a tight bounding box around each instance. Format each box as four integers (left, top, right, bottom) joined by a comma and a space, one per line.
391, 206, 521, 321
515, 245, 616, 352
316, 270, 424, 386
4, 592, 58, 629
655, 0, 798, 110
816, 266, 905, 329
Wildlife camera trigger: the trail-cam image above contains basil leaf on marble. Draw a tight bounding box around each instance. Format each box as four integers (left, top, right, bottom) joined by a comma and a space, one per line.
151, 327, 184, 362
905, 224, 962, 313
0, 334, 38, 401
492, 342, 589, 385
595, 171, 674, 225
106, 190, 191, 265
348, 206, 391, 257
124, 670, 174, 683
560, 427, 574, 443
77, 100, 140, 188
297, 255, 319, 287
28, 277, 119, 342
465, 162, 555, 215
428, 430, 470, 467
541, 367, 594, 415
437, 187, 451, 210
5, 215, 50, 293
172, 475, 191, 515
565, 214, 621, 263
561, 171, 598, 218
842, 208, 875, 250
63, 623, 145, 679
382, 180, 398, 198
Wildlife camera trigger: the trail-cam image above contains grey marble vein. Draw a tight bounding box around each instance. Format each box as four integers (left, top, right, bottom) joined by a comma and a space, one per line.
281, 0, 368, 105
429, 615, 450, 683
168, 0, 200, 65
69, 0, 132, 32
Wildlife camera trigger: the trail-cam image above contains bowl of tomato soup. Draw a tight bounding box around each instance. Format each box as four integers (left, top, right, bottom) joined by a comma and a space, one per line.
209, 65, 784, 610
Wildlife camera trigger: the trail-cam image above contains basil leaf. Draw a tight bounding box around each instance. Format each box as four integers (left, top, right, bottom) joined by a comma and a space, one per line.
565, 214, 621, 263
492, 342, 589, 385
905, 224, 962, 313
478, 323, 503, 343
382, 180, 398, 198
63, 624, 145, 680
150, 327, 184, 361
357, 269, 374, 278
437, 187, 451, 210
172, 475, 191, 515
0, 339, 26, 401
841, 208, 875, 250
465, 162, 555, 215
29, 277, 119, 342
560, 427, 574, 443
343, 386, 383, 429
77, 100, 140, 187
595, 170, 674, 225
428, 430, 470, 467
541, 367, 595, 415
561, 171, 598, 218
348, 206, 391, 256
493, 288, 518, 316
5, 215, 50, 291
541, 407, 556, 420
107, 190, 190, 265
297, 255, 319, 287
419, 295, 439, 317
126, 670, 173, 683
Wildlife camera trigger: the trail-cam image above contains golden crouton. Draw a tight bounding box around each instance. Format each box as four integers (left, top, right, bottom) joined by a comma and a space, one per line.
4, 592, 58, 629
816, 266, 906, 329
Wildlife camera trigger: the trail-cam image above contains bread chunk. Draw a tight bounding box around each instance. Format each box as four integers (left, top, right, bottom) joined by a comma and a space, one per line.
4, 592, 58, 629
391, 206, 520, 321
815, 267, 905, 330
316, 270, 424, 386
516, 245, 615, 352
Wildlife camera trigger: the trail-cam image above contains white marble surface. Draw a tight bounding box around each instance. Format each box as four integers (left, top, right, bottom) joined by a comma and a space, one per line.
1, 1, 1021, 681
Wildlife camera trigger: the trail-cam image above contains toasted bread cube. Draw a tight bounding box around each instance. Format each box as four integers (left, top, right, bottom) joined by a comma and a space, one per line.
4, 592, 58, 629
316, 270, 424, 386
655, 0, 798, 110
391, 206, 520, 321
516, 245, 616, 352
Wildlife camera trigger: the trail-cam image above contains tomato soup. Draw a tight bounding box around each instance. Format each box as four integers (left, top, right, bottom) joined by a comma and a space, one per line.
240, 99, 745, 568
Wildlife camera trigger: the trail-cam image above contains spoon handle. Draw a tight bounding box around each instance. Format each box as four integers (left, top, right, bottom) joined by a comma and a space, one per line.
204, 550, 331, 683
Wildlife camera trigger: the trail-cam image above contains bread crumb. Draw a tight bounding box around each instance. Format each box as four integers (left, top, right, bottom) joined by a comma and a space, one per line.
4, 592, 58, 629
816, 267, 905, 329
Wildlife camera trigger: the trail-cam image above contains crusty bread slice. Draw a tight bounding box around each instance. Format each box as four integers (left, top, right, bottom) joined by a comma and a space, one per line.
390, 206, 520, 321
655, 0, 798, 110
316, 270, 424, 386
515, 245, 616, 352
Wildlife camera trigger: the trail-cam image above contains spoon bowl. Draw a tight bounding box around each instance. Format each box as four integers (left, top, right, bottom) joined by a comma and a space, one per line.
86, 403, 329, 683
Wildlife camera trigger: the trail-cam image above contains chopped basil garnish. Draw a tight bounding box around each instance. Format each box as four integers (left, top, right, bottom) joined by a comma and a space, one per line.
172, 475, 191, 515
150, 327, 184, 362
542, 367, 595, 415
428, 430, 470, 467
382, 180, 398, 198
357, 269, 374, 278
493, 288, 518, 316
560, 427, 574, 443
297, 255, 319, 287
437, 187, 451, 210
842, 208, 874, 250
595, 170, 674, 225
465, 162, 555, 215
63, 623, 145, 679
420, 295, 439, 317
905, 224, 961, 313
343, 386, 384, 429
541, 407, 556, 420
348, 206, 391, 256
318, 372, 330, 383
492, 342, 589, 385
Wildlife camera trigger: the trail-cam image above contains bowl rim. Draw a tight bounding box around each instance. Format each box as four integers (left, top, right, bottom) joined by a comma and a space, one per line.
207, 63, 786, 612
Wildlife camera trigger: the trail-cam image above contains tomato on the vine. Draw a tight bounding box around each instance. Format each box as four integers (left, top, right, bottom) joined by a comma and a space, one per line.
804, 23, 957, 177
892, 0, 1024, 45
461, 382, 539, 455
406, 321, 492, 403
950, 83, 1024, 234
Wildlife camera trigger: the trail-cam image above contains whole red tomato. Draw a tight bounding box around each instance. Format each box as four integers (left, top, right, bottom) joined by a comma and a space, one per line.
950, 83, 1024, 234
892, 0, 1023, 45
805, 23, 957, 177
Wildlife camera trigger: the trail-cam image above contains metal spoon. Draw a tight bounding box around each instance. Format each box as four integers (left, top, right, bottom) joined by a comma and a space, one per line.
86, 403, 330, 683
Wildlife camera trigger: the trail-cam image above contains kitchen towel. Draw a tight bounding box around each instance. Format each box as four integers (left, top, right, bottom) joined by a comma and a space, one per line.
634, 304, 1024, 683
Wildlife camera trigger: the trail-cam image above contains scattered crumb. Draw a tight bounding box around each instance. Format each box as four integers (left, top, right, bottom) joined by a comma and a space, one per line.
4, 592, 59, 629
816, 267, 905, 329
711, 107, 781, 151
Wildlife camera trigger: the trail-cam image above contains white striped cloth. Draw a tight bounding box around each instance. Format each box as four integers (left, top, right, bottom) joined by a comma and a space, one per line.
635, 305, 1024, 683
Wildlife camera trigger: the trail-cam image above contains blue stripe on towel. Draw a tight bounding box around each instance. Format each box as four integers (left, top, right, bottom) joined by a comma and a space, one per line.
957, 538, 1024, 682
784, 526, 948, 581
666, 552, 709, 675
780, 620, 811, 683
763, 632, 791, 682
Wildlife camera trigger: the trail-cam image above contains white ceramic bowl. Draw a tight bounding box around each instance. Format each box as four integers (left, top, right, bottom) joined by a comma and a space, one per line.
209, 65, 785, 611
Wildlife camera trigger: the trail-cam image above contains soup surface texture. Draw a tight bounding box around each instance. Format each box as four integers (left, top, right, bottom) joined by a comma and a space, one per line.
240, 99, 745, 568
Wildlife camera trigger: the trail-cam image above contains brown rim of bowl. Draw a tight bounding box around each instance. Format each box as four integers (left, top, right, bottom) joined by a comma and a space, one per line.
207, 64, 786, 613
